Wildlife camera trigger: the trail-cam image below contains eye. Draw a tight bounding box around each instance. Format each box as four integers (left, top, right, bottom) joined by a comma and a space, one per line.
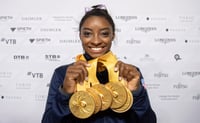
100, 31, 110, 37
82, 31, 92, 37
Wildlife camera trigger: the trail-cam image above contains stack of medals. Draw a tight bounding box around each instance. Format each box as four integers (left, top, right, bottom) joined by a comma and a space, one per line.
69, 51, 134, 119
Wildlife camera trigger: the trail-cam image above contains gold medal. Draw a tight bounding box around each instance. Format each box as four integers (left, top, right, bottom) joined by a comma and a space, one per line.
69, 91, 95, 119
105, 82, 127, 109
112, 88, 133, 113
92, 84, 112, 111
86, 87, 102, 114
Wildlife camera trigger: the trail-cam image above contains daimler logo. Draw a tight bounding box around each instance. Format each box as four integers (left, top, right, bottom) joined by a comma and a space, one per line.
21, 16, 42, 21
1, 38, 16, 44
59, 39, 81, 44
40, 28, 61, 32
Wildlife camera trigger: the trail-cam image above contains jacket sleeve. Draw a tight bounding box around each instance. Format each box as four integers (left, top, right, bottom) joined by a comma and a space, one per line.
131, 69, 157, 123
42, 66, 72, 123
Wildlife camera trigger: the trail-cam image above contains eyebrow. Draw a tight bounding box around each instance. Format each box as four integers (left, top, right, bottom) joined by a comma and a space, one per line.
82, 27, 111, 31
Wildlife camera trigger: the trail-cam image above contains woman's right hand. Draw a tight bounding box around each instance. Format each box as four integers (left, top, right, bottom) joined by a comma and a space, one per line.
62, 60, 90, 94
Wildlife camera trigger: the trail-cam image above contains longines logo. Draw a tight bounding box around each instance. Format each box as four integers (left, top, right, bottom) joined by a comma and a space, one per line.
52, 16, 73, 21
126, 38, 141, 44
40, 28, 61, 32
29, 38, 51, 44
16, 83, 31, 89
154, 38, 176, 44
1, 38, 16, 44
45, 54, 61, 61
182, 71, 200, 77
13, 55, 29, 60
154, 72, 169, 78
10, 27, 32, 32
27, 72, 44, 78
173, 82, 188, 89
0, 16, 13, 21
135, 27, 157, 33
59, 39, 81, 44
115, 16, 137, 22
21, 16, 42, 21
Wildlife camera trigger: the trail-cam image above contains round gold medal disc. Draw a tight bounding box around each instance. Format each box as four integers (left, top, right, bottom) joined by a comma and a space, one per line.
92, 84, 112, 111
86, 88, 102, 114
112, 88, 133, 113
69, 91, 95, 119
105, 82, 127, 109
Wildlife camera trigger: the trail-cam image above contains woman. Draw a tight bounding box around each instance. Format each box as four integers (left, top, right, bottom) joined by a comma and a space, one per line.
42, 4, 156, 123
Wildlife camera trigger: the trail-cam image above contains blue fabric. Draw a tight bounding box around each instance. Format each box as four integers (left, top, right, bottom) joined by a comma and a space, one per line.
42, 63, 156, 123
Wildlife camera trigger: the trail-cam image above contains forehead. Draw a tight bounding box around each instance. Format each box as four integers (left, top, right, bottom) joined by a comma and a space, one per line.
81, 16, 111, 28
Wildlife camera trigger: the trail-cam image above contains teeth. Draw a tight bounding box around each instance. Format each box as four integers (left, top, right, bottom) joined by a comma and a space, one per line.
91, 48, 102, 51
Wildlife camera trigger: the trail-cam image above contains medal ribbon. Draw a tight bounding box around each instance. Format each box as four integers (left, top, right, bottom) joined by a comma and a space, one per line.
76, 51, 124, 91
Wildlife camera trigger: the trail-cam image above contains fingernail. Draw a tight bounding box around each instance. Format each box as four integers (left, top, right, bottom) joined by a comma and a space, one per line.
85, 77, 88, 81
118, 76, 122, 81
114, 67, 118, 72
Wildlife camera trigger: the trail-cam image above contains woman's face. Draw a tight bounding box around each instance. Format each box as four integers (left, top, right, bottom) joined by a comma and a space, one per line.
80, 16, 114, 58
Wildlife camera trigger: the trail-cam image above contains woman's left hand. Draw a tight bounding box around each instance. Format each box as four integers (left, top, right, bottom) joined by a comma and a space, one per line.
114, 61, 140, 91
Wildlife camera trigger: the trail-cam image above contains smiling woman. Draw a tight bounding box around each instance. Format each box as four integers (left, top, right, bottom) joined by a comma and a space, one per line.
42, 4, 156, 123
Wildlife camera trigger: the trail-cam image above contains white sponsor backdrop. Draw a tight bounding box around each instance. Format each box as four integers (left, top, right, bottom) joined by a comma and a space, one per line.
0, 0, 200, 123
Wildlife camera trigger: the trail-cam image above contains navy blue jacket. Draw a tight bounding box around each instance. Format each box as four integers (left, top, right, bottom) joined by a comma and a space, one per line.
42, 55, 156, 123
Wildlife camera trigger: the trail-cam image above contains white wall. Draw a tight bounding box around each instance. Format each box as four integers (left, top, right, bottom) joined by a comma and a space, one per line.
0, 0, 200, 123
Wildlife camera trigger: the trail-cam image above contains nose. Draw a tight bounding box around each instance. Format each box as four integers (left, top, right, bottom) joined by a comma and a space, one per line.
92, 34, 102, 45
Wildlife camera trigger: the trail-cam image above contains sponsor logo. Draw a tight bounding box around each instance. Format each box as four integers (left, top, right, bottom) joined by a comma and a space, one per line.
1, 38, 16, 44
193, 94, 200, 100
13, 55, 29, 60
10, 27, 32, 32
52, 16, 73, 21
0, 16, 13, 21
139, 54, 155, 62
45, 54, 61, 61
165, 28, 186, 32
126, 38, 141, 44
146, 16, 167, 21
16, 83, 31, 89
185, 39, 200, 44
1, 95, 22, 100
173, 82, 188, 89
154, 72, 169, 78
40, 28, 61, 32
174, 54, 182, 61
115, 16, 137, 22
21, 16, 42, 21
27, 72, 44, 78
182, 71, 200, 77
35, 94, 47, 101
179, 16, 194, 22
135, 27, 157, 33
0, 72, 12, 78
159, 95, 180, 101
59, 39, 81, 44
29, 38, 51, 44
154, 38, 176, 44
